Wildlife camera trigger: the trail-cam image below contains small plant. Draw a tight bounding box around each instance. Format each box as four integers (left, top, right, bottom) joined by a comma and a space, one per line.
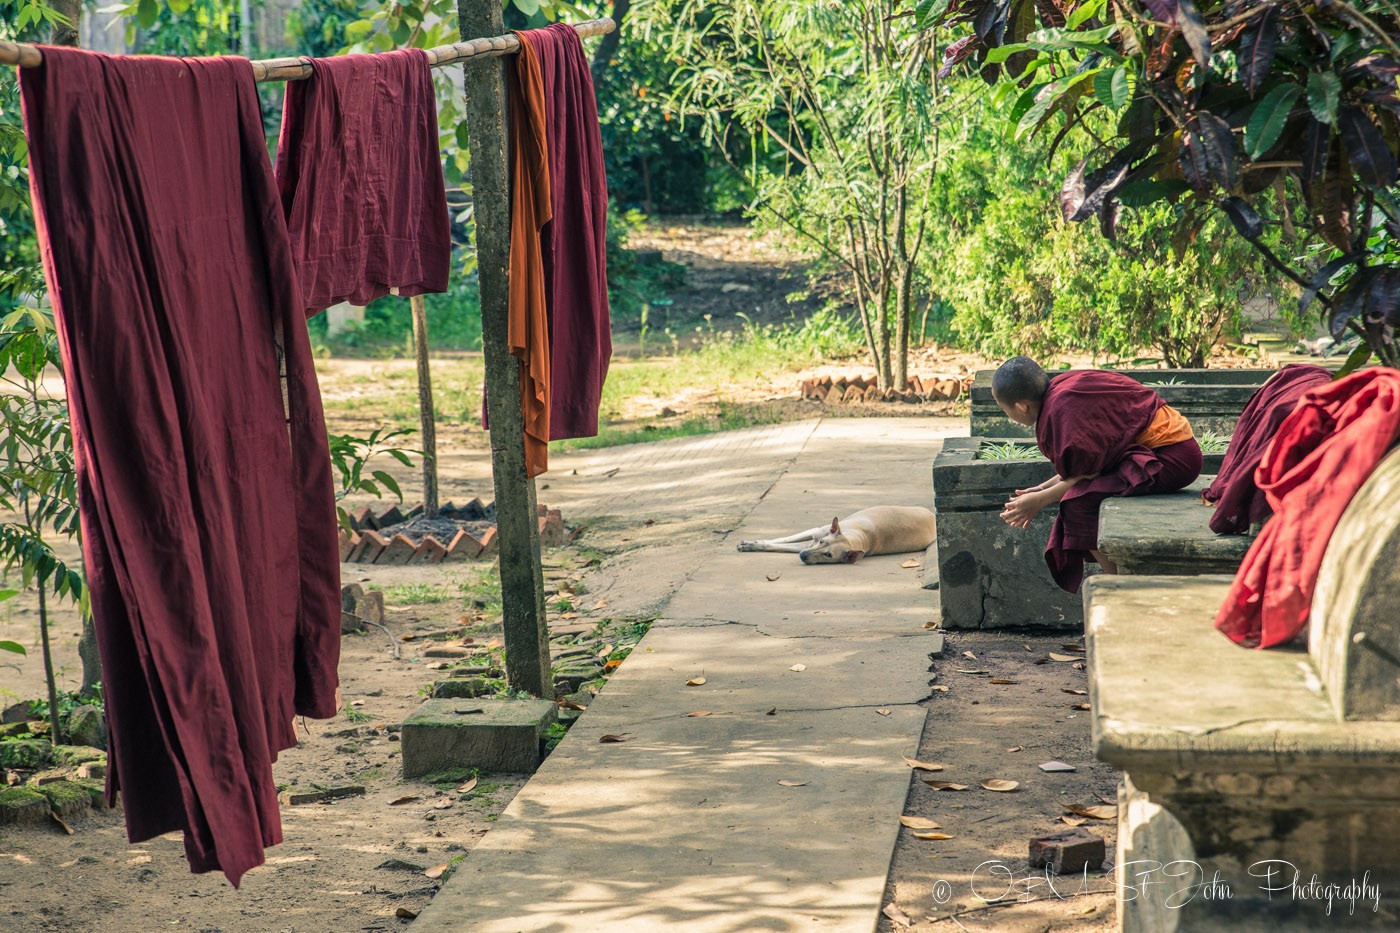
1198, 432, 1230, 455
379, 583, 454, 606
342, 703, 375, 724
977, 442, 1043, 462
542, 721, 570, 752
327, 428, 417, 532
1147, 377, 1185, 387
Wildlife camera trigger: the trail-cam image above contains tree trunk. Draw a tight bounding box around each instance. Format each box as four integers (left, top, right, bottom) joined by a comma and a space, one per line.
410, 294, 439, 519
50, 0, 81, 45
590, 0, 630, 82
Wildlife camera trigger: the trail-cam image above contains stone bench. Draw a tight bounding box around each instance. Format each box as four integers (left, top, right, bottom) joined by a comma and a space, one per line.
970, 368, 1274, 439
1084, 446, 1400, 930
1097, 477, 1253, 575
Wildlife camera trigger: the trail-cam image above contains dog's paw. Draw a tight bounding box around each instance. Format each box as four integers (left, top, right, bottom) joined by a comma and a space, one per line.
736, 540, 760, 552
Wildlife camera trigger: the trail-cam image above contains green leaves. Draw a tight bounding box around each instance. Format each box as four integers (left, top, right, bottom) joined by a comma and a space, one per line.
1244, 84, 1301, 159
1307, 71, 1341, 125
1093, 68, 1132, 110
136, 0, 158, 30
915, 0, 953, 30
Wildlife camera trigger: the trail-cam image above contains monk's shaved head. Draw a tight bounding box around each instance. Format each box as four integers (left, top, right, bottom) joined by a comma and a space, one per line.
992, 356, 1049, 404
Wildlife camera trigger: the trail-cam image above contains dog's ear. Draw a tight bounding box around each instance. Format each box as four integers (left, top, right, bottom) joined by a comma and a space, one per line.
844, 549, 865, 563
830, 516, 841, 535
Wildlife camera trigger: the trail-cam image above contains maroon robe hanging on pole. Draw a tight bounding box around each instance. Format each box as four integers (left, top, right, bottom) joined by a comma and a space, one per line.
518, 24, 612, 439
1201, 364, 1332, 534
21, 46, 341, 887
275, 48, 451, 316
1036, 370, 1203, 592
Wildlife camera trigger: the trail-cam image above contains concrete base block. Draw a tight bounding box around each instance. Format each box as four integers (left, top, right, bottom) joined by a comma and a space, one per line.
401, 698, 557, 778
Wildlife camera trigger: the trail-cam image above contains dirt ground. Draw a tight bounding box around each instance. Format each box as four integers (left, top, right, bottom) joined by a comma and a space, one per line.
0, 219, 1271, 931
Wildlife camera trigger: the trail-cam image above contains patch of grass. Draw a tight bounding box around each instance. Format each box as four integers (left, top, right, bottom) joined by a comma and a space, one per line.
1198, 431, 1230, 454
543, 722, 570, 752
422, 767, 476, 786
376, 583, 456, 605
343, 704, 375, 724
557, 400, 788, 451
976, 441, 1044, 462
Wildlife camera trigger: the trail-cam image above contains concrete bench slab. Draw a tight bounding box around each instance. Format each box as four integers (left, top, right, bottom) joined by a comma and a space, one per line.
1097, 478, 1254, 575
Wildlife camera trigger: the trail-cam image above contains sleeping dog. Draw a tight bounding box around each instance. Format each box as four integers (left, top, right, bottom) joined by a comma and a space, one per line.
737, 506, 937, 564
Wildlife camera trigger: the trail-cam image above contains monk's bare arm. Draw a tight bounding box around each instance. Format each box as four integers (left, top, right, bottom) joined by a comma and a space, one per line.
1000, 474, 1096, 528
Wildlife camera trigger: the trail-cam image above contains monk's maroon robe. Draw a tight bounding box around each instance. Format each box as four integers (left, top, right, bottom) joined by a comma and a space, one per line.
1036, 370, 1203, 592
521, 24, 612, 440
1202, 365, 1332, 534
275, 48, 451, 316
21, 46, 341, 887
1216, 369, 1400, 648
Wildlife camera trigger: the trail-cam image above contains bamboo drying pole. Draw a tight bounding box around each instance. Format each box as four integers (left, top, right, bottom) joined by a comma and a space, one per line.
0, 18, 615, 81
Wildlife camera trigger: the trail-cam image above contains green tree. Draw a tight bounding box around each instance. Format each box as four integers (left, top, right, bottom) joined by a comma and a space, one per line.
641, 0, 941, 391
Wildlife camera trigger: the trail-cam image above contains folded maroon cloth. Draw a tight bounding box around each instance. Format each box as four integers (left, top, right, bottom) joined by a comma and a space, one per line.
1202, 364, 1332, 534
276, 48, 451, 315
519, 24, 612, 439
22, 46, 341, 887
1217, 369, 1400, 648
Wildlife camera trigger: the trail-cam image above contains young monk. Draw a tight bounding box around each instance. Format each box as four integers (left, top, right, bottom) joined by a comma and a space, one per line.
993, 357, 1203, 592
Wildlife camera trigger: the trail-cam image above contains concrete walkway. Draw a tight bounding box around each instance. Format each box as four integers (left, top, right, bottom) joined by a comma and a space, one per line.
412, 417, 964, 932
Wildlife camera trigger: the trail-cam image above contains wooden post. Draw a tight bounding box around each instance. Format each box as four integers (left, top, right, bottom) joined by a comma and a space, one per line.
410, 294, 440, 519
457, 0, 552, 698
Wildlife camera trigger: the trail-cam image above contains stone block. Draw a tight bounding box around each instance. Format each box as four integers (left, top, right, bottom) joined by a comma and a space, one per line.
1, 702, 29, 724
338, 530, 359, 561
1097, 478, 1253, 575
376, 505, 405, 528
1028, 828, 1104, 874
38, 780, 92, 820
277, 784, 366, 806
475, 527, 499, 559
358, 530, 390, 563
430, 679, 495, 699
0, 786, 50, 825
409, 536, 449, 564
400, 698, 557, 778
69, 777, 109, 809
77, 760, 106, 781
351, 505, 377, 531
0, 722, 30, 739
441, 529, 483, 563
64, 704, 106, 750
0, 739, 51, 771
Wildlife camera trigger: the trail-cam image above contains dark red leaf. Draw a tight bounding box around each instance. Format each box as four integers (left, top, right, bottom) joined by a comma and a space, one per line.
1220, 196, 1262, 240
1352, 55, 1400, 84
1238, 5, 1280, 97
973, 0, 1005, 43
1337, 105, 1399, 187
938, 35, 981, 79
1098, 198, 1121, 240
1180, 112, 1239, 193
1142, 0, 1177, 21
1059, 157, 1088, 223
1299, 253, 1356, 317
1331, 271, 1373, 339
1376, 268, 1400, 327
1033, 0, 1066, 28
1301, 118, 1331, 183
1175, 0, 1212, 70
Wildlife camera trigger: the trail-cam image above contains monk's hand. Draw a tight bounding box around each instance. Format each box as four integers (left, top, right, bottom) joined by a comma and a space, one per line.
1014, 474, 1059, 496
1000, 490, 1047, 528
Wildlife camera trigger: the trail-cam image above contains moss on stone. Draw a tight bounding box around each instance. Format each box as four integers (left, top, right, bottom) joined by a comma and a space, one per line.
50, 745, 105, 768
0, 739, 52, 770
38, 780, 91, 818
69, 777, 108, 808
0, 786, 50, 824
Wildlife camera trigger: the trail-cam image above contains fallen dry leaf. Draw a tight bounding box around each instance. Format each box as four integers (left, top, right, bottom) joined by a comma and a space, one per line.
789, 663, 807, 672
1023, 643, 1034, 651
599, 733, 632, 743
557, 697, 587, 711
1062, 688, 1088, 695
980, 779, 1020, 792
765, 573, 781, 582
900, 558, 921, 569
389, 795, 421, 806
898, 815, 942, 830
883, 902, 913, 928
456, 777, 479, 794
876, 708, 892, 716
1061, 644, 1085, 652
593, 599, 609, 610
989, 679, 1019, 685
1048, 652, 1079, 662
912, 831, 957, 840
930, 685, 950, 693
686, 675, 707, 686
777, 779, 809, 787
922, 620, 939, 629
1066, 803, 1117, 820
962, 650, 978, 660
1039, 760, 1077, 773
1061, 816, 1088, 827
923, 780, 970, 791
1071, 702, 1091, 710
903, 755, 945, 772
955, 668, 990, 675
766, 707, 777, 715
560, 612, 580, 620
604, 659, 623, 672
395, 907, 419, 920
432, 798, 453, 810
1006, 746, 1024, 753
687, 711, 712, 718
424, 863, 449, 880
51, 812, 73, 835
1073, 661, 1086, 670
